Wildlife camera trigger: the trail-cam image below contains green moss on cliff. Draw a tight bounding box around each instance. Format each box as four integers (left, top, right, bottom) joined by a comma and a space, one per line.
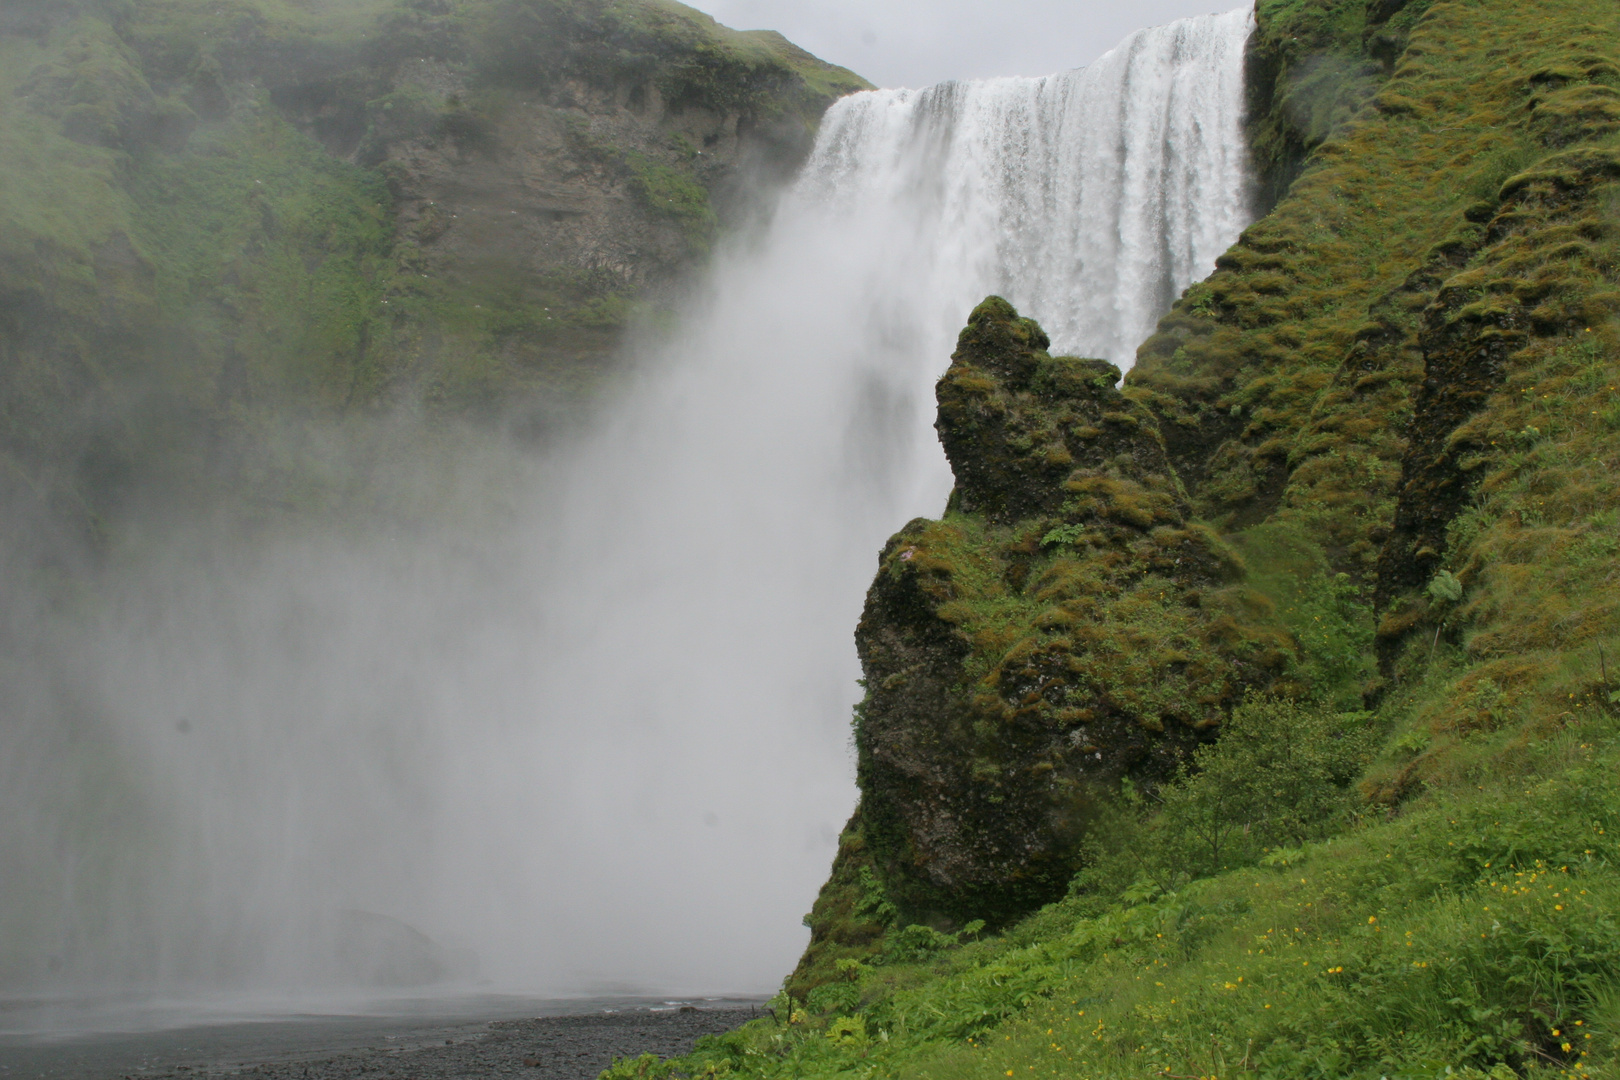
132, 117, 397, 401
1133, 0, 1620, 807
844, 298, 1303, 933
624, 149, 719, 251
1245, 0, 1438, 207
0, 16, 403, 534
755, 3, 1620, 1077
1136, 0, 1620, 589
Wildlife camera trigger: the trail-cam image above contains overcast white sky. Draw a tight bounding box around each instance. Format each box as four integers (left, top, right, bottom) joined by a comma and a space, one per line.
689, 0, 1252, 88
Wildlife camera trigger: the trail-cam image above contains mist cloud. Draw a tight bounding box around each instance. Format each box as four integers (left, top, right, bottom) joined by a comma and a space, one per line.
0, 0, 1253, 1023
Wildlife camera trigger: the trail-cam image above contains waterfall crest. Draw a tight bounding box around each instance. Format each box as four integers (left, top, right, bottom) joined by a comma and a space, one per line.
0, 8, 1255, 1018
799, 4, 1253, 364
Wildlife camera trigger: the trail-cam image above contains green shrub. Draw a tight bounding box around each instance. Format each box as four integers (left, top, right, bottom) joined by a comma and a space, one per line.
1075, 695, 1375, 895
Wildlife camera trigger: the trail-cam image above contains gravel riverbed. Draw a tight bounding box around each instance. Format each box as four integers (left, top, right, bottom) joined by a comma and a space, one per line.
0, 1004, 761, 1080
224, 1008, 759, 1080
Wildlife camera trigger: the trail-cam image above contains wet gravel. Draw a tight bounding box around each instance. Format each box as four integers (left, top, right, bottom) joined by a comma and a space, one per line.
0, 1005, 761, 1080
225, 1009, 758, 1080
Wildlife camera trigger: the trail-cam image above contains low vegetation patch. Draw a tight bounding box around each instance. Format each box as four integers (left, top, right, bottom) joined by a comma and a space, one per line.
617, 705, 1620, 1079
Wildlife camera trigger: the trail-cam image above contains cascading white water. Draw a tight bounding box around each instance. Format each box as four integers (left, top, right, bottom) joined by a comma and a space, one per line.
0, 7, 1253, 1024
801, 4, 1252, 366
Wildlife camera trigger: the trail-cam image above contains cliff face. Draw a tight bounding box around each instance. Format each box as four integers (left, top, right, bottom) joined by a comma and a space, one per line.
790, 297, 1297, 996
328, 0, 867, 399
1133, 0, 1620, 803
0, 0, 866, 551
794, 0, 1620, 1000
852, 298, 1290, 930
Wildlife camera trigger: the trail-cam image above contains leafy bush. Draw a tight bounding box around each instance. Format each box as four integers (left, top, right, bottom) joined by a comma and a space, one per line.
884, 919, 986, 964
804, 980, 860, 1014
1290, 570, 1377, 699
1075, 696, 1375, 895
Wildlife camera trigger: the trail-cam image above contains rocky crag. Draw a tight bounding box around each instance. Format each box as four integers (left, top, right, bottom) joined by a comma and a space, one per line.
790, 0, 1620, 1013
0, 0, 865, 552
849, 298, 1291, 928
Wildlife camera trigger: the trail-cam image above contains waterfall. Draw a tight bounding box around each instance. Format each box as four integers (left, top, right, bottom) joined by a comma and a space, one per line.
801, 4, 1252, 366
0, 8, 1254, 1021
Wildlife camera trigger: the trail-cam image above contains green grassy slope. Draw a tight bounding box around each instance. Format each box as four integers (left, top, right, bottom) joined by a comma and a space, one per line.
624, 721, 1620, 1079
1134, 0, 1620, 799
621, 0, 1620, 1076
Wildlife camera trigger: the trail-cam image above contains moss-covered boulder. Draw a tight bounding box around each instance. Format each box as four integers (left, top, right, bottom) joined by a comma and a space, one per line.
834, 298, 1293, 932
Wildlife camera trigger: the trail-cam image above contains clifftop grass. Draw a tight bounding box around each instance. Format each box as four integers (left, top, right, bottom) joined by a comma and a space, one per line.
100, 0, 869, 115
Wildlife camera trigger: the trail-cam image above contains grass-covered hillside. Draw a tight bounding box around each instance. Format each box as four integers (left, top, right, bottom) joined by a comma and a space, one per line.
613, 0, 1620, 1076
0, 0, 866, 558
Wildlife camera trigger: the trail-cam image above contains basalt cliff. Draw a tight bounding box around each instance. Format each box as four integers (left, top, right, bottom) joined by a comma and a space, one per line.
0, 0, 865, 554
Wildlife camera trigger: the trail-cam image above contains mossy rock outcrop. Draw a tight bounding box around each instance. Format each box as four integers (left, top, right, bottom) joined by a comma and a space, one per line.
837, 297, 1294, 932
